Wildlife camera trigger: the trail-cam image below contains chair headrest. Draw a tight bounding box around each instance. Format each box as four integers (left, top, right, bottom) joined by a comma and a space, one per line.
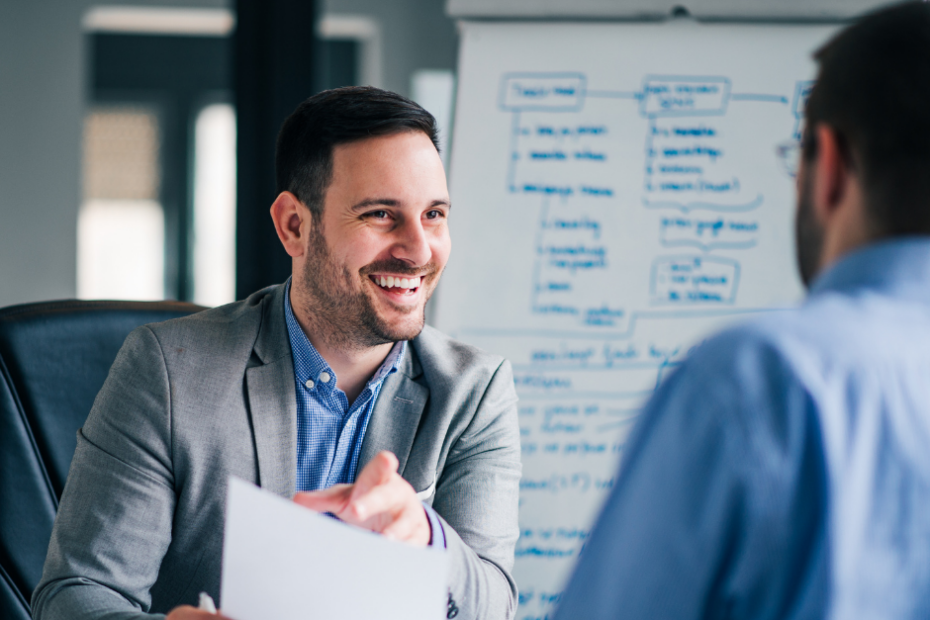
0, 299, 206, 494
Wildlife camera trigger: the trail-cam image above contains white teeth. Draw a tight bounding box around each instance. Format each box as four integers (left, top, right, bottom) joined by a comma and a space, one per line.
374, 275, 421, 289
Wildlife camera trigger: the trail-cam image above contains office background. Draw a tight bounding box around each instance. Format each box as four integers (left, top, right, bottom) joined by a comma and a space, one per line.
0, 0, 457, 309
0, 0, 885, 310
0, 3, 895, 619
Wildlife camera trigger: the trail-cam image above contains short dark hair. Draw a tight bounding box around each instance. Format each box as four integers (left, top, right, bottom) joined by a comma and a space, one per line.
804, 1, 930, 236
275, 86, 439, 219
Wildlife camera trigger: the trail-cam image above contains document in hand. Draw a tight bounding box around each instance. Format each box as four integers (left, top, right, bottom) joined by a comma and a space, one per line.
221, 477, 448, 620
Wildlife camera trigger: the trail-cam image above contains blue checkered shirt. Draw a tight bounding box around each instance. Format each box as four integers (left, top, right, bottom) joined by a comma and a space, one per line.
284, 282, 406, 491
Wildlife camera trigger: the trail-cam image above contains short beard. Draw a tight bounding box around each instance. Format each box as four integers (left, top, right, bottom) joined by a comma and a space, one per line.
297, 221, 432, 351
795, 168, 825, 289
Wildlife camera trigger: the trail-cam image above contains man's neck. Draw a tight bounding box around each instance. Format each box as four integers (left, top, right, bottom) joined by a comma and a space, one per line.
289, 288, 394, 404
310, 336, 393, 404
817, 178, 875, 276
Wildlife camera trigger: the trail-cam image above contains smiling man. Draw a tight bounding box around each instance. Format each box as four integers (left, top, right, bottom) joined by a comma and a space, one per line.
32, 87, 521, 620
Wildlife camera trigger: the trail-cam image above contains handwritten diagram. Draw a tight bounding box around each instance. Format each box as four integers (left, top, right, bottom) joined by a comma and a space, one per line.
439, 21, 834, 620
500, 71, 812, 336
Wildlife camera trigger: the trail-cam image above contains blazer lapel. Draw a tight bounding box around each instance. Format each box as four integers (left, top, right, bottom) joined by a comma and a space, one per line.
359, 347, 428, 477
245, 285, 297, 498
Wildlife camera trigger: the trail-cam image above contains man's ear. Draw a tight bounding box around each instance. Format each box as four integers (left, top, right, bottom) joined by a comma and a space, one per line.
811, 124, 851, 227
270, 191, 310, 258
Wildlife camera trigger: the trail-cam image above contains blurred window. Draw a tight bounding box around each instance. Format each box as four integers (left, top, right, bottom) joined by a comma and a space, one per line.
80, 23, 232, 302
78, 106, 165, 300
192, 103, 237, 307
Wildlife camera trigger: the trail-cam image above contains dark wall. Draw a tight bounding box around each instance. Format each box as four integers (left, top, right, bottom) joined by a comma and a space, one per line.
235, 0, 318, 297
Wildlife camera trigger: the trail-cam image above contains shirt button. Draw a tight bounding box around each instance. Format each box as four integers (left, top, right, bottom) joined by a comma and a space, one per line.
319, 372, 331, 383
304, 379, 315, 389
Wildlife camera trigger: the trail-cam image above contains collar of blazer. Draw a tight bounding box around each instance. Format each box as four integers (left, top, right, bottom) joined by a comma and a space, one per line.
244, 283, 430, 498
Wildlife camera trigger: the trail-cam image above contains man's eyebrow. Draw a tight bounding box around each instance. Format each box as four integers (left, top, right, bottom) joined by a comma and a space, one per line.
351, 198, 401, 212
350, 198, 452, 211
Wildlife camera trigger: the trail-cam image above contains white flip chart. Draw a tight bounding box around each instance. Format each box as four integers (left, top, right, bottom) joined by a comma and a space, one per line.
435, 19, 838, 620
221, 478, 447, 620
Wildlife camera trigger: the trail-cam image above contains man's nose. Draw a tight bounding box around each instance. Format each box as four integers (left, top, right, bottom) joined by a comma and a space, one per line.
390, 218, 432, 267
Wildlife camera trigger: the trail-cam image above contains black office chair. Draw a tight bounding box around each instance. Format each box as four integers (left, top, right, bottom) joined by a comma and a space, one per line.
0, 299, 205, 620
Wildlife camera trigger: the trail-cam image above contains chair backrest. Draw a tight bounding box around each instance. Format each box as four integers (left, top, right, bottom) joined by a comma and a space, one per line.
0, 299, 205, 619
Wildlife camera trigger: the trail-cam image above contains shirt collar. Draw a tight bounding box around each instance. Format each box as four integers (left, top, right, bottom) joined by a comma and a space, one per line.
808, 236, 930, 305
283, 278, 406, 393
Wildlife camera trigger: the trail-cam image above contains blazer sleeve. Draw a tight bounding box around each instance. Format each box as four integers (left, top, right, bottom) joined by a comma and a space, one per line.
31, 326, 175, 620
431, 359, 522, 620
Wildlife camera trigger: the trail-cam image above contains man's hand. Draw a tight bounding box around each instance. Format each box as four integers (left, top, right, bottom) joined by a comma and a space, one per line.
165, 605, 232, 619
293, 451, 431, 546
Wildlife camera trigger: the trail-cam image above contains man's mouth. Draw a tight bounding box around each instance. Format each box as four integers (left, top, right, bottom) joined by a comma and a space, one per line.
368, 274, 423, 295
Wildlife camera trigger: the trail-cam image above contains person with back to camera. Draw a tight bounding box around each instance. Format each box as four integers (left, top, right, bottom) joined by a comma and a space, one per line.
555, 2, 930, 618
32, 87, 521, 620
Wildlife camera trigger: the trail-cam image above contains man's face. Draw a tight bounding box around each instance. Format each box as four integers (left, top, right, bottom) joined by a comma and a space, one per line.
299, 131, 451, 348
794, 151, 825, 289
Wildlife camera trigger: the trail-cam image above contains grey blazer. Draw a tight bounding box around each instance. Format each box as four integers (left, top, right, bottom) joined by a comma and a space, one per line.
32, 285, 521, 620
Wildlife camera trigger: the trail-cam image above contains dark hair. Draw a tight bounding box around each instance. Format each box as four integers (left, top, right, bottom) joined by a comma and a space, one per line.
804, 1, 930, 236
275, 86, 439, 219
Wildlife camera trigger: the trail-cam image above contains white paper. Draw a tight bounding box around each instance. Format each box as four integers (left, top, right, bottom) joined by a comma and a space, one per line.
221, 477, 448, 620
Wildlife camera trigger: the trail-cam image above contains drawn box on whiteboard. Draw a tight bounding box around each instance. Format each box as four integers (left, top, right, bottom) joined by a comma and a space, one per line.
791, 80, 815, 139
499, 73, 587, 111
659, 216, 759, 251
641, 76, 731, 118
792, 80, 814, 119
650, 255, 740, 304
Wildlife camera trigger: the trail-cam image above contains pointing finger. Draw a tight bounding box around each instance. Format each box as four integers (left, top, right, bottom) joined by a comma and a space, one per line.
293, 484, 352, 514
352, 451, 398, 499
347, 477, 408, 523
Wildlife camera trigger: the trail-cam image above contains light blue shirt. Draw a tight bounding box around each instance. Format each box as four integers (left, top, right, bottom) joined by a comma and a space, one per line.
284, 280, 405, 491
555, 238, 930, 620
284, 281, 445, 548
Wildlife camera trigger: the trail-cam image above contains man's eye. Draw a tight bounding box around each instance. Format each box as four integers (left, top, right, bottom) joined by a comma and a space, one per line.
366, 210, 390, 219
425, 209, 445, 220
